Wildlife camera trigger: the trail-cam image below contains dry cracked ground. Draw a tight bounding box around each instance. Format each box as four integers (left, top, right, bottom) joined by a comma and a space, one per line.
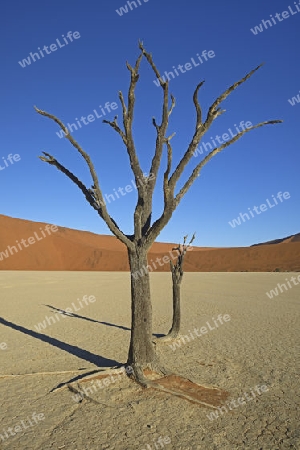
0, 271, 299, 449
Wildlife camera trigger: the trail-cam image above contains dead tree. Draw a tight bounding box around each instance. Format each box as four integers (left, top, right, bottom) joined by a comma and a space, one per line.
34, 41, 282, 387
164, 233, 196, 339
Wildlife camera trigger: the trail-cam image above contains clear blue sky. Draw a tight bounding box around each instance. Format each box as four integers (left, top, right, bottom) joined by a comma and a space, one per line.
1, 0, 299, 247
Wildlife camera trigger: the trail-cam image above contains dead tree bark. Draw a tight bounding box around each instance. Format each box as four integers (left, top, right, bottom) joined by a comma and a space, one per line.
34, 41, 282, 386
166, 234, 195, 339
127, 246, 157, 367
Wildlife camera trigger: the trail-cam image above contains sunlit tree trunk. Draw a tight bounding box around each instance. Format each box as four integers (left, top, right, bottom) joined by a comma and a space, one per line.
127, 246, 156, 369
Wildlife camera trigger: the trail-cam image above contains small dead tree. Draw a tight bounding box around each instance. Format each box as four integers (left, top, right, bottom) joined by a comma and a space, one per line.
164, 233, 196, 339
34, 41, 282, 387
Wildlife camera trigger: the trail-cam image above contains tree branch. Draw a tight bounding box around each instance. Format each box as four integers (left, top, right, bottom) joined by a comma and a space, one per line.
139, 41, 165, 86
38, 151, 133, 248
205, 63, 264, 127
145, 115, 281, 248
130, 41, 176, 243
170, 233, 196, 283
152, 117, 159, 133
102, 49, 145, 195
138, 41, 172, 195
102, 116, 127, 145
168, 63, 266, 193
175, 120, 283, 206
168, 94, 176, 118
118, 90, 127, 118
123, 51, 145, 183
193, 81, 205, 129
101, 47, 149, 241
34, 107, 134, 250
38, 151, 101, 208
34, 106, 104, 204
167, 82, 207, 193
163, 133, 175, 205
124, 50, 150, 240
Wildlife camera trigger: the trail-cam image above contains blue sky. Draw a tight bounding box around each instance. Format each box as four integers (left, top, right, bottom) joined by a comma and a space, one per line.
1, 0, 299, 247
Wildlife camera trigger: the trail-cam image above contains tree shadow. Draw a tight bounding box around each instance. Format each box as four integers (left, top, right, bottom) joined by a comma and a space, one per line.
153, 333, 165, 338
49, 369, 107, 393
44, 304, 131, 332
0, 317, 120, 368
44, 304, 163, 337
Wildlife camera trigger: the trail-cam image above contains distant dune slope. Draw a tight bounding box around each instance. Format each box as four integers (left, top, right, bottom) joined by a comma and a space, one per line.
251, 233, 300, 246
0, 215, 299, 271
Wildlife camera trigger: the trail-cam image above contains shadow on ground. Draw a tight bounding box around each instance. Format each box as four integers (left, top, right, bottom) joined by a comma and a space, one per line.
44, 304, 164, 337
0, 316, 120, 368
44, 304, 131, 331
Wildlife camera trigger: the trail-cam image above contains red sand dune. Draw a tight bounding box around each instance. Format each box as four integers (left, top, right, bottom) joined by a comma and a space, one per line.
0, 214, 299, 272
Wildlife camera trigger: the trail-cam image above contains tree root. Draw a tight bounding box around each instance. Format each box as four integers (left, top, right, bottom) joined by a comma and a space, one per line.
128, 364, 149, 387
143, 378, 218, 409
150, 362, 172, 376
51, 365, 129, 393
128, 361, 172, 386
66, 383, 114, 407
128, 362, 227, 409
44, 362, 223, 410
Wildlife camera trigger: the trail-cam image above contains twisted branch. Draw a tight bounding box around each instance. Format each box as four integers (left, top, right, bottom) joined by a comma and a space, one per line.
102, 115, 127, 145
144, 62, 282, 246
175, 120, 282, 206
168, 63, 266, 192
34, 107, 134, 249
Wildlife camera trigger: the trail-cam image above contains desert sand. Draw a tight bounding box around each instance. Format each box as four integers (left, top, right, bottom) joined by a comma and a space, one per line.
0, 214, 300, 272
0, 271, 299, 449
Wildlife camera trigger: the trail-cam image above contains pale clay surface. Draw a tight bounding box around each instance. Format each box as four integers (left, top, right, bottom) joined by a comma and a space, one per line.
0, 271, 299, 449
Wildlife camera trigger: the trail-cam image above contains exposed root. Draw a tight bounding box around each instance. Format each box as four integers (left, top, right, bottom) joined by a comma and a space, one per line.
128, 360, 173, 386
150, 362, 172, 377
66, 383, 114, 407
50, 365, 129, 393
22, 361, 224, 411
127, 365, 228, 409
143, 379, 218, 409
128, 364, 150, 387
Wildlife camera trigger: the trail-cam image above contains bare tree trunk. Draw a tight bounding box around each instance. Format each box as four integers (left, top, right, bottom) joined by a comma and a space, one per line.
164, 234, 195, 340
126, 246, 157, 382
168, 271, 181, 337
168, 272, 181, 338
